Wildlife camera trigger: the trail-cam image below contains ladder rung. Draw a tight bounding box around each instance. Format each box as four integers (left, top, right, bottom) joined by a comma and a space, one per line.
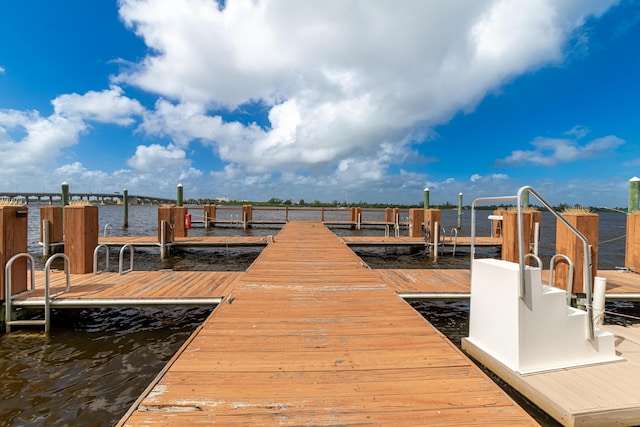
7, 319, 47, 326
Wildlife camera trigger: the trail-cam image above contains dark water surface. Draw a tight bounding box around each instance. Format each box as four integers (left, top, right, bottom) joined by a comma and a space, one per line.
1, 205, 637, 426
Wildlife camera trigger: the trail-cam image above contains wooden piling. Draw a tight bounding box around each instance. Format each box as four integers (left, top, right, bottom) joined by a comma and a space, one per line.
173, 206, 188, 238
158, 205, 174, 243
0, 206, 28, 300
423, 209, 441, 243
492, 209, 507, 238
40, 206, 63, 245
555, 212, 598, 294
64, 205, 98, 274
385, 208, 393, 223
500, 211, 532, 263
123, 189, 129, 228
408, 208, 425, 238
204, 205, 217, 225
625, 212, 640, 271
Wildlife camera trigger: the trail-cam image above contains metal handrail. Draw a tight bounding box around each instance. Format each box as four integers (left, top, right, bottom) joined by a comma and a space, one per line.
119, 244, 134, 274
550, 254, 575, 305
524, 253, 543, 268
47, 253, 71, 298
93, 244, 110, 274
103, 223, 113, 237
5, 253, 36, 332
471, 186, 595, 340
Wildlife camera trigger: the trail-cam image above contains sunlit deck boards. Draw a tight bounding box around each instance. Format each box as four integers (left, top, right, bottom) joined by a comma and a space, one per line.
464, 324, 640, 427
99, 235, 270, 248
342, 235, 502, 248
14, 271, 240, 308
376, 269, 472, 299
119, 221, 537, 426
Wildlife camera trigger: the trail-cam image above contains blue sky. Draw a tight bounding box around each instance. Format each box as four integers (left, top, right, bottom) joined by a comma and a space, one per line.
0, 0, 638, 207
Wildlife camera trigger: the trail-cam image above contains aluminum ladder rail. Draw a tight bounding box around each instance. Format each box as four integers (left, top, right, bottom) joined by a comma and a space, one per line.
4, 253, 70, 333
471, 185, 595, 341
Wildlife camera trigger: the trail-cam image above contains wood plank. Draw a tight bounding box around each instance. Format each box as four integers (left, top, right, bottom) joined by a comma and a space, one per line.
119, 221, 537, 426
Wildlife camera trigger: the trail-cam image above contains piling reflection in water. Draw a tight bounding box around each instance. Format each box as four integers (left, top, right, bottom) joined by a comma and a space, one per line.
1, 204, 636, 426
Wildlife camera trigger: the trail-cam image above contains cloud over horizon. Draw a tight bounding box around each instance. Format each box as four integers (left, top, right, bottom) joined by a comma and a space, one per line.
0, 0, 633, 205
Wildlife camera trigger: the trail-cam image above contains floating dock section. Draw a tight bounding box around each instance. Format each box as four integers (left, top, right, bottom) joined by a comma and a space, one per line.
118, 222, 537, 426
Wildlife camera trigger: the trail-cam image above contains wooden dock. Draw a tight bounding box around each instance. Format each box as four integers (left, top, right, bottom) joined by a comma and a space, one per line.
117, 221, 538, 426
464, 324, 640, 426
99, 235, 271, 248
342, 235, 502, 248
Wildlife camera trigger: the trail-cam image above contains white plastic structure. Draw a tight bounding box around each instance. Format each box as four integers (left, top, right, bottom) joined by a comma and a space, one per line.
466, 258, 621, 374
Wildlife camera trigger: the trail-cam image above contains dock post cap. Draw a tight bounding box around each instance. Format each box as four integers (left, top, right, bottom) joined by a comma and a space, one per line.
61, 181, 68, 185
459, 192, 463, 195
177, 183, 183, 187
630, 177, 640, 182
424, 187, 429, 191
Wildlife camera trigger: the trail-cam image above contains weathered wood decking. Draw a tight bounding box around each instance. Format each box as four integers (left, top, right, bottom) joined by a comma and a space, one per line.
117, 221, 537, 426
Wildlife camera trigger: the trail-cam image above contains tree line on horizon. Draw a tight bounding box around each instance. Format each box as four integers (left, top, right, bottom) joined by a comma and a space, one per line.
182, 197, 624, 212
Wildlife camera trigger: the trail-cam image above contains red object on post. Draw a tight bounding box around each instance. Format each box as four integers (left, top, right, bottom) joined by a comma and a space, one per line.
184, 213, 192, 229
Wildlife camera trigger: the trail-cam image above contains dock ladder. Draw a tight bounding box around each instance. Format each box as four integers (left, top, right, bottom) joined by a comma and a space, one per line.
5, 253, 70, 333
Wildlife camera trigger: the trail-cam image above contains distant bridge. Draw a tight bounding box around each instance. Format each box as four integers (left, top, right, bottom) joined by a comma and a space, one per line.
0, 192, 176, 205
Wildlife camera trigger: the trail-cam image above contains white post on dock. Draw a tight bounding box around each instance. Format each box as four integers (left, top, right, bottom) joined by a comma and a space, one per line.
593, 276, 607, 326
433, 221, 439, 260
42, 220, 50, 257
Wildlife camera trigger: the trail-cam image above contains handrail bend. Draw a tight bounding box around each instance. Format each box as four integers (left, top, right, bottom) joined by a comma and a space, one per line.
119, 244, 134, 274
550, 254, 575, 305
471, 186, 595, 341
93, 244, 110, 274
5, 253, 36, 332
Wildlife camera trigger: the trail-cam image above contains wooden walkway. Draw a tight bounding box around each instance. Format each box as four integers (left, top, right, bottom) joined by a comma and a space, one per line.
465, 324, 640, 426
342, 235, 502, 248
15, 271, 240, 308
118, 221, 537, 426
99, 235, 270, 248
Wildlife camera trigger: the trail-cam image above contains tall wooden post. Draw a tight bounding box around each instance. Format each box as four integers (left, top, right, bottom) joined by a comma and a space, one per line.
628, 177, 640, 214
555, 212, 598, 294
492, 209, 508, 238
423, 209, 441, 243
64, 205, 98, 274
158, 205, 174, 243
408, 208, 425, 238
173, 206, 188, 238
385, 208, 393, 223
176, 183, 184, 207
626, 212, 640, 271
501, 211, 532, 263
204, 205, 217, 225
423, 187, 430, 210
40, 206, 63, 245
457, 193, 463, 229
123, 189, 129, 228
0, 206, 28, 300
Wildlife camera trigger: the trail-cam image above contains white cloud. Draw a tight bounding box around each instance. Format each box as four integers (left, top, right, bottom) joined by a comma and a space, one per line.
0, 108, 86, 175
117, 0, 618, 179
127, 143, 190, 171
0, 66, 5, 74
52, 86, 144, 125
499, 134, 624, 166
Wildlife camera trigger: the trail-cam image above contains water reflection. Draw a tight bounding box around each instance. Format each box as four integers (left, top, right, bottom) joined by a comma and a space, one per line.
2, 204, 635, 426
0, 307, 212, 426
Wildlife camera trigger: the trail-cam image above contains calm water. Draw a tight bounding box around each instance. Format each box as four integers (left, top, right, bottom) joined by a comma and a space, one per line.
1, 205, 637, 426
